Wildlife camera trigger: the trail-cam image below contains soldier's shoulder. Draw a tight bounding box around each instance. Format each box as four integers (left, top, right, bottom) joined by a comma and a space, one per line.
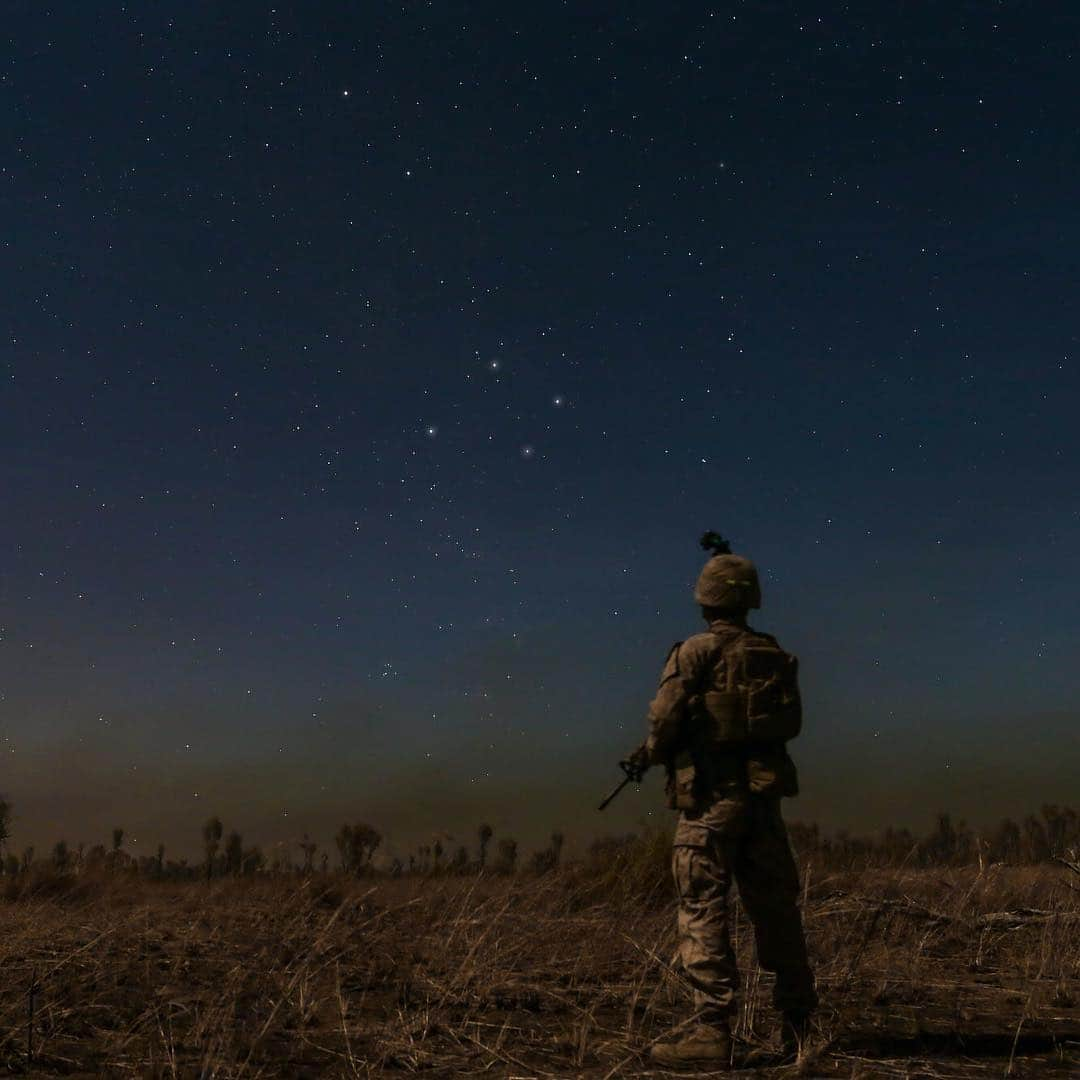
678, 631, 725, 659
659, 638, 682, 661
745, 626, 798, 655
657, 633, 718, 681
659, 632, 718, 665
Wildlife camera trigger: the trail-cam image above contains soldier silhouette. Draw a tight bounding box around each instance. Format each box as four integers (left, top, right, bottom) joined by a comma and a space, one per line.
631, 533, 817, 1068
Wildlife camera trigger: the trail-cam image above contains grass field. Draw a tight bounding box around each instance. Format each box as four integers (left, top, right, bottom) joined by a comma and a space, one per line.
1, 849, 1078, 1078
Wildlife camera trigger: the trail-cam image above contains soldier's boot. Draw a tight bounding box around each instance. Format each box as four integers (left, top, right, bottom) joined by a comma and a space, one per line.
649, 1023, 732, 1069
779, 1010, 813, 1061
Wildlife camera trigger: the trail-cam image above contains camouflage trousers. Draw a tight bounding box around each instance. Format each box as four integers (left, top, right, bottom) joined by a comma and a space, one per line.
672, 793, 817, 1023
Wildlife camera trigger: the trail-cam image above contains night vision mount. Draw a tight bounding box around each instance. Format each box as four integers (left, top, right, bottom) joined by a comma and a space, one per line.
699, 531, 732, 556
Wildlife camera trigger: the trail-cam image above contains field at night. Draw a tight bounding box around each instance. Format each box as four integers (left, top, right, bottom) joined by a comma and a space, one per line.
7, 4, 1080, 1077
2, 834, 1078, 1078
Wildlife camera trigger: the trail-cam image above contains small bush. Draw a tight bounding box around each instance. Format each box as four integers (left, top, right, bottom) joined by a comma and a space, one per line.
3, 866, 118, 905
561, 825, 673, 910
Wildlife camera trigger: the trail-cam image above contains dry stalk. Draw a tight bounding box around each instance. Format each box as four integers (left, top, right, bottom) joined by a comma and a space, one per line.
462, 1027, 558, 1077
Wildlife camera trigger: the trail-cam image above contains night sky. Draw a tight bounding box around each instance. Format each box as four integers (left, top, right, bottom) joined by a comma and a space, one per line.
4, 4, 1078, 863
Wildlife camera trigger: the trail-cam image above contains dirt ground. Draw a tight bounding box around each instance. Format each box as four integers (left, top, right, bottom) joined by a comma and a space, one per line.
0, 862, 1077, 1078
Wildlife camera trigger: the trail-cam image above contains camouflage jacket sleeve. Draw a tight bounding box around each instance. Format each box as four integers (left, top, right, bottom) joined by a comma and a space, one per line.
644, 634, 716, 765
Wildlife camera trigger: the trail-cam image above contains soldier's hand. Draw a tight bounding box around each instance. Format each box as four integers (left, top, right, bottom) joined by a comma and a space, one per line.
622, 744, 650, 782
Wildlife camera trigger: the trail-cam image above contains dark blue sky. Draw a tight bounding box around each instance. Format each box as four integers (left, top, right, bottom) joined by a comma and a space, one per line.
3, 3, 1078, 861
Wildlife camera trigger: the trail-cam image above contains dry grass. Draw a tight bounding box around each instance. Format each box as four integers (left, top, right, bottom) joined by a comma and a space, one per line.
0, 856, 1078, 1077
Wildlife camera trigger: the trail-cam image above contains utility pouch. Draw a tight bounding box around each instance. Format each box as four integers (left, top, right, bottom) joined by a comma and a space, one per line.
742, 648, 802, 740
745, 751, 799, 798
665, 748, 700, 811
701, 691, 747, 744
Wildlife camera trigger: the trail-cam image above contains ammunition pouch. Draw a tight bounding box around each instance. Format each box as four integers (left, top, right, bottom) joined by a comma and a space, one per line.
664, 748, 699, 811
699, 691, 748, 743
698, 684, 801, 745
665, 745, 799, 806
745, 751, 799, 798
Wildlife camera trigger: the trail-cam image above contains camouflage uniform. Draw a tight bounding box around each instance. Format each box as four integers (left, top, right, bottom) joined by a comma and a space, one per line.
645, 619, 817, 1025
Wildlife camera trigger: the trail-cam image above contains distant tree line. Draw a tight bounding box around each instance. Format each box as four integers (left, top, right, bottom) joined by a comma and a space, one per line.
2, 792, 1074, 884
0, 798, 568, 883
786, 804, 1080, 869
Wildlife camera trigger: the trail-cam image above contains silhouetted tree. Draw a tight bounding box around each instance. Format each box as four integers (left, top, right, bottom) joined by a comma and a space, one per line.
21, 847, 34, 872
242, 846, 265, 875
156, 843, 166, 878
52, 840, 70, 872
433, 838, 444, 868
495, 837, 518, 875
202, 816, 223, 881
335, 825, 353, 872
225, 831, 244, 876
238, 842, 263, 876
998, 818, 1021, 863
108, 828, 125, 871
336, 823, 381, 875
478, 823, 493, 869
353, 823, 381, 872
551, 831, 565, 866
1023, 814, 1050, 863
299, 833, 317, 874
451, 845, 469, 873
1042, 804, 1079, 855
920, 813, 957, 865
875, 826, 916, 866
270, 843, 292, 874
531, 830, 572, 875
530, 847, 557, 874
0, 795, 10, 862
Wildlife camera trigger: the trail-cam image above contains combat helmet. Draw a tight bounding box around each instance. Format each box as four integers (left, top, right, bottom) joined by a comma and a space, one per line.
694, 531, 761, 611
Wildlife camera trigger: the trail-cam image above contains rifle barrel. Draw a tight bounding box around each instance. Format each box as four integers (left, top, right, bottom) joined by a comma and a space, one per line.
597, 775, 631, 811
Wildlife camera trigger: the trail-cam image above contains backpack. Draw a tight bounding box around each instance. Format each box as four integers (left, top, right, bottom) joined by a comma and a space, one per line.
699, 626, 802, 746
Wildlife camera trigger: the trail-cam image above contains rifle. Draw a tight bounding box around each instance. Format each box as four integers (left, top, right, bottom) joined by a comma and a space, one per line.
597, 749, 648, 811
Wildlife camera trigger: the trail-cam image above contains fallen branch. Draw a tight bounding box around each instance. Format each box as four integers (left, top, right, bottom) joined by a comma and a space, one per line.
462, 1030, 558, 1078
842, 895, 1079, 928
975, 908, 1076, 928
